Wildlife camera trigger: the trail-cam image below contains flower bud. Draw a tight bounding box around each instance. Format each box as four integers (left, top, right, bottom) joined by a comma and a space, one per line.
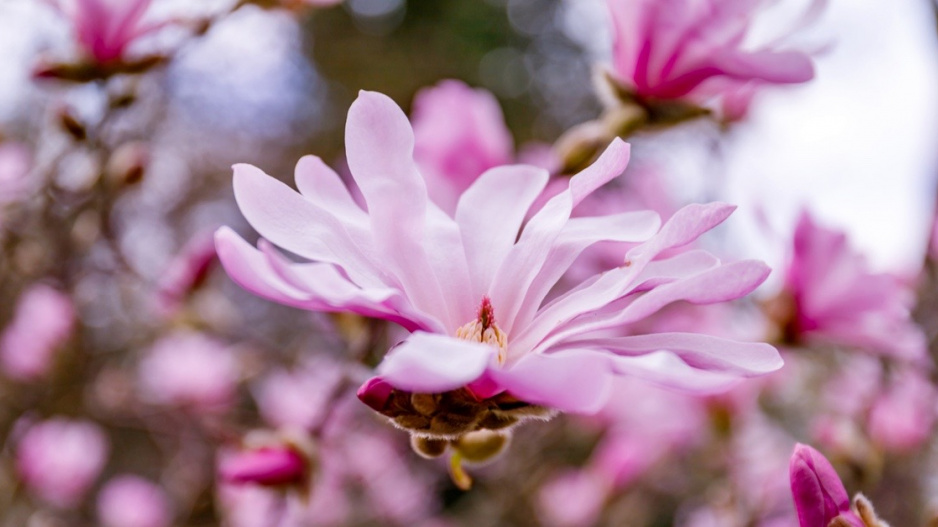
789, 443, 864, 527
357, 377, 393, 412
410, 435, 448, 459
452, 430, 510, 464
220, 446, 308, 487
106, 142, 149, 187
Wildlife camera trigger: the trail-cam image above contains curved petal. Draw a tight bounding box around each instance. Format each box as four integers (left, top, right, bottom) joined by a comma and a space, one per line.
510, 210, 662, 349
232, 163, 383, 289
559, 333, 783, 376
456, 164, 549, 298
606, 350, 743, 392
517, 202, 735, 353
534, 259, 770, 352
377, 332, 496, 393
490, 139, 631, 334
215, 228, 430, 331
293, 155, 367, 227
492, 350, 614, 414
345, 91, 457, 328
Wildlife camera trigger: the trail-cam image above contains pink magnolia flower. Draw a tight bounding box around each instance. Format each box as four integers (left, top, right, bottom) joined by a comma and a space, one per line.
44, 0, 163, 65
97, 476, 172, 527
15, 418, 109, 509
137, 331, 239, 412
605, 0, 820, 115
215, 90, 781, 442
779, 211, 927, 362
0, 284, 75, 381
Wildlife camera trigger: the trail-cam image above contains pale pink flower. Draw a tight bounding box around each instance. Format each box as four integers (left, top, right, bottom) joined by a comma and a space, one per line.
15, 418, 109, 509
215, 90, 781, 440
137, 331, 239, 412
780, 211, 927, 362
0, 284, 75, 381
605, 0, 820, 114
789, 443, 864, 527
97, 476, 172, 527
45, 0, 163, 65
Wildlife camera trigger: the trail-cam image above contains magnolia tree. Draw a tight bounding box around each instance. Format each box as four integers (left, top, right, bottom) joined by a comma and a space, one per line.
0, 0, 935, 526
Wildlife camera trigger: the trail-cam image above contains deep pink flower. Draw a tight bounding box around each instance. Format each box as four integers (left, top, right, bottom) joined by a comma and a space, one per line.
215, 90, 781, 439
97, 476, 172, 527
15, 418, 109, 509
219, 446, 309, 488
605, 0, 820, 113
781, 211, 927, 362
45, 0, 163, 65
789, 443, 863, 527
0, 284, 75, 381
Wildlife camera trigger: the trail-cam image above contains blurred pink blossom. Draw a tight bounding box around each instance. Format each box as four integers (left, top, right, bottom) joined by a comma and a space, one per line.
605, 0, 820, 115
411, 80, 514, 211
0, 142, 32, 206
97, 475, 172, 527
789, 443, 864, 527
137, 331, 239, 412
538, 470, 610, 527
252, 356, 345, 430
0, 284, 75, 381
867, 369, 936, 452
15, 418, 109, 509
216, 90, 781, 439
45, 0, 163, 65
219, 445, 309, 488
154, 231, 218, 316
780, 211, 927, 362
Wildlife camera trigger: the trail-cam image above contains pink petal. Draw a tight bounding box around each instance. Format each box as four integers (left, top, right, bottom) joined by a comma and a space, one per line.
376, 332, 496, 393
605, 259, 770, 327
231, 163, 382, 289
518, 203, 735, 351
510, 210, 662, 342
606, 350, 743, 392
293, 155, 367, 225
490, 139, 631, 335
560, 333, 783, 376
493, 350, 615, 413
455, 164, 549, 298
345, 91, 457, 328
215, 228, 433, 331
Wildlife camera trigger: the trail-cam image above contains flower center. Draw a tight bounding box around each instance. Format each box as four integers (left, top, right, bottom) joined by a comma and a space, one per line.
455, 296, 508, 365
